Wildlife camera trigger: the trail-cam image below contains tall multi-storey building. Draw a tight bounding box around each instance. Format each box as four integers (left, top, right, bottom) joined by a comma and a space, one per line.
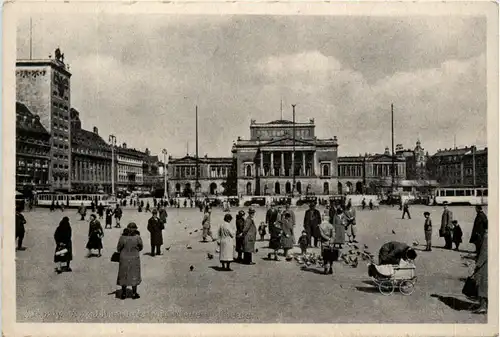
16, 49, 72, 191
232, 119, 338, 196
168, 155, 233, 197
16, 102, 51, 192
116, 143, 146, 191
70, 108, 113, 193
428, 146, 488, 187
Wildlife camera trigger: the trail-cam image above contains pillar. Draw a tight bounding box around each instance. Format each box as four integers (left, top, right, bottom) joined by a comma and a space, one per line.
260, 151, 264, 177
313, 152, 317, 175
270, 152, 274, 176
302, 152, 306, 176
281, 152, 285, 176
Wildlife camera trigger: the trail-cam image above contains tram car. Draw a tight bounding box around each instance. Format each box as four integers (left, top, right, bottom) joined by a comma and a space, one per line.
36, 193, 117, 208
434, 187, 488, 206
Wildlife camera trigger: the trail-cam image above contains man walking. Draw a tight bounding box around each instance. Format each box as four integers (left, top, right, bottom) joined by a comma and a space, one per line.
16, 206, 27, 251
470, 205, 487, 254
78, 203, 87, 221
265, 203, 279, 241
241, 207, 257, 265
304, 202, 322, 247
147, 209, 164, 257
439, 202, 453, 249
402, 201, 411, 219
114, 204, 123, 228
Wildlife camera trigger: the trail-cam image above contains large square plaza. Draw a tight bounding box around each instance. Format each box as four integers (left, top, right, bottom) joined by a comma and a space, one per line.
16, 203, 486, 323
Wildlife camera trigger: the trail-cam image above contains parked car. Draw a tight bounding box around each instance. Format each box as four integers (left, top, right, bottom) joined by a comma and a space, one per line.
243, 197, 266, 207
380, 195, 401, 206
329, 195, 346, 207
296, 195, 318, 206
275, 196, 292, 206
227, 196, 240, 207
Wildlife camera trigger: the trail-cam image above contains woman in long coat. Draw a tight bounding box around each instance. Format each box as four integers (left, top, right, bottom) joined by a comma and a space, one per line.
473, 221, 488, 314
319, 214, 335, 274
332, 207, 346, 247
241, 207, 257, 264
86, 214, 104, 257
117, 223, 143, 300
54, 216, 73, 273
202, 206, 215, 242
280, 213, 295, 258
217, 213, 235, 270
235, 210, 246, 261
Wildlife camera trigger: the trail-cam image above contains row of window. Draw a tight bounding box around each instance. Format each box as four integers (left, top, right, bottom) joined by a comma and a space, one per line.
17, 145, 50, 156
52, 102, 69, 111
53, 163, 70, 170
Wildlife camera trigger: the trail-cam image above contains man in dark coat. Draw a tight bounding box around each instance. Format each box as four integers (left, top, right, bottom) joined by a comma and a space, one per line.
265, 203, 279, 238
159, 206, 168, 226
241, 207, 257, 265
401, 201, 411, 219
147, 209, 164, 256
470, 205, 487, 254
439, 202, 454, 249
15, 206, 27, 251
78, 203, 87, 221
114, 204, 123, 228
378, 241, 417, 265
235, 210, 246, 261
304, 202, 322, 247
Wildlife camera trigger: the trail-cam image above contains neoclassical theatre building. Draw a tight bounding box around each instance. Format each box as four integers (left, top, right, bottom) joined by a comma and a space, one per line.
232, 119, 339, 196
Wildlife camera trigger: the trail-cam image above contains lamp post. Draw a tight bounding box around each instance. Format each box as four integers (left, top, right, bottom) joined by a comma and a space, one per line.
109, 134, 117, 196
162, 149, 168, 199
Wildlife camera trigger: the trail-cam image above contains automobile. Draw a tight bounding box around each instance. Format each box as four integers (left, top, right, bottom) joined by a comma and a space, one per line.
227, 196, 240, 207
296, 195, 318, 206
380, 195, 401, 206
207, 198, 222, 207
275, 196, 292, 206
243, 197, 266, 207
329, 195, 346, 207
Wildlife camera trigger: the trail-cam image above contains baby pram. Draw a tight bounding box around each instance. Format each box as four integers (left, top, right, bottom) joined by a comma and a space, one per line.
367, 260, 417, 296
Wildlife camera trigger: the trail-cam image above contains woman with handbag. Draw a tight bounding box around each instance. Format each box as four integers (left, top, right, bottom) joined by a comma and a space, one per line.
116, 223, 143, 300
217, 213, 235, 271
86, 214, 104, 257
54, 217, 73, 273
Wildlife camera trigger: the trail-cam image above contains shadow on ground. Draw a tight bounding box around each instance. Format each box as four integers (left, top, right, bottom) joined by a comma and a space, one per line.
430, 294, 477, 311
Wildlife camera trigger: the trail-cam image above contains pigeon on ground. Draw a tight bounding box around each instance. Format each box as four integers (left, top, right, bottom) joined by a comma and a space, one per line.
194, 229, 199, 233
207, 252, 214, 260
412, 240, 419, 247
189, 232, 192, 235
392, 230, 396, 234
189, 265, 194, 271
352, 257, 359, 268
353, 244, 359, 250
165, 246, 171, 251
186, 244, 192, 249
364, 244, 369, 249
255, 249, 259, 253
184, 226, 187, 230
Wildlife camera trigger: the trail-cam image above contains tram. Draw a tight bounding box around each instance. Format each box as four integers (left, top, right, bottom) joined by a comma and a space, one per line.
434, 187, 488, 206
36, 193, 117, 208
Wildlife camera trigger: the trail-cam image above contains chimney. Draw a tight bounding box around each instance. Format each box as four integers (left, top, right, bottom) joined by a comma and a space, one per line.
93, 126, 98, 135
123, 142, 127, 148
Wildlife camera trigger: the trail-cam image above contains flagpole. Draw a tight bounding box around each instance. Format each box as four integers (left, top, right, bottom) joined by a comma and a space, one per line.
29, 18, 33, 60
391, 103, 395, 193
292, 104, 296, 196
195, 105, 199, 196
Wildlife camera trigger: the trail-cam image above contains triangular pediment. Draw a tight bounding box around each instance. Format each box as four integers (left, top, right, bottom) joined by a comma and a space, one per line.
370, 154, 398, 162
262, 136, 315, 147
170, 156, 199, 164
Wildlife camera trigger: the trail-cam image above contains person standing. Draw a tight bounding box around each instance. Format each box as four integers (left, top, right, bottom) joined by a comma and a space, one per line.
303, 202, 322, 247
116, 223, 143, 300
280, 212, 295, 258
15, 206, 27, 251
202, 206, 215, 242
470, 206, 487, 254
402, 201, 411, 219
332, 207, 346, 248
281, 204, 296, 227
361, 198, 366, 210
344, 203, 357, 243
147, 209, 164, 257
319, 214, 336, 274
78, 203, 87, 221
105, 207, 113, 229
241, 207, 257, 265
114, 204, 123, 228
217, 213, 235, 271
439, 202, 454, 249
54, 216, 73, 273
235, 210, 246, 261
472, 220, 488, 314
159, 205, 168, 228
452, 220, 463, 251
423, 211, 432, 251
265, 203, 279, 239
86, 214, 104, 257
97, 203, 105, 220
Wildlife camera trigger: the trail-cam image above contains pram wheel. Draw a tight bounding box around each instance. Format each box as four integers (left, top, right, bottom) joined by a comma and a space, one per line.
378, 280, 395, 296
399, 280, 415, 295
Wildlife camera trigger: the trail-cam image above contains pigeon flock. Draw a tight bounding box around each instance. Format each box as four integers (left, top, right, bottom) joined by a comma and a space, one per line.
294, 242, 376, 269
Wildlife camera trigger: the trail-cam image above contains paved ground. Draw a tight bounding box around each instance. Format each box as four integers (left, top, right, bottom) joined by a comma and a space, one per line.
16, 204, 487, 323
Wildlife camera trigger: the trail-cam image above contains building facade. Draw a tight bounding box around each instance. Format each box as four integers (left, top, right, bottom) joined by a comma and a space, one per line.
232, 119, 338, 196
16, 49, 72, 191
116, 143, 146, 191
70, 108, 113, 193
142, 150, 164, 191
428, 146, 488, 187
16, 102, 51, 192
167, 155, 233, 197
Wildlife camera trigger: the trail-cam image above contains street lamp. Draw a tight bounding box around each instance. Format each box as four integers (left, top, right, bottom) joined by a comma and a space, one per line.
109, 134, 117, 196
162, 149, 168, 199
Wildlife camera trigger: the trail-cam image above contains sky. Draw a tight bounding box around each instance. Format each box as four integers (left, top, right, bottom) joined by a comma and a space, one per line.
17, 14, 487, 158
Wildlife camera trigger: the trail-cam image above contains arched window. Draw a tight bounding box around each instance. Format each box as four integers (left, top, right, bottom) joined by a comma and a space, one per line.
285, 181, 291, 194
323, 182, 329, 195
296, 181, 302, 194
337, 182, 343, 194
246, 165, 252, 177
275, 182, 281, 195
210, 182, 217, 195
323, 164, 330, 176
246, 182, 252, 195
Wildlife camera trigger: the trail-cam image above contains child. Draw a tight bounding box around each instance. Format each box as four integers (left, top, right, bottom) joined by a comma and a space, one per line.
54, 243, 69, 274
452, 220, 463, 251
105, 207, 113, 229
423, 211, 432, 251
258, 222, 267, 241
298, 230, 309, 255
268, 221, 283, 261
